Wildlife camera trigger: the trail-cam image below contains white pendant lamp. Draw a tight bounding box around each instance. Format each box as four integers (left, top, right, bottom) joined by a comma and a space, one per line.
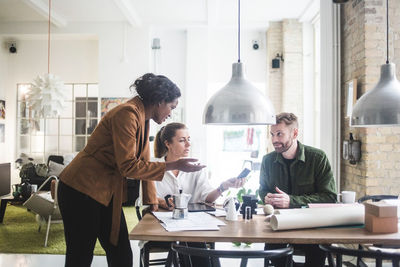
203, 0, 276, 125
26, 0, 66, 118
350, 0, 400, 127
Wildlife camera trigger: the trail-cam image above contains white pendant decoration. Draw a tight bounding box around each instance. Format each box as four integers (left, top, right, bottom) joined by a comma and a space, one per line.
26, 73, 66, 117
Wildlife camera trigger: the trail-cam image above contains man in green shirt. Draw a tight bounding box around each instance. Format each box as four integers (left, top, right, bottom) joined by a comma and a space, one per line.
259, 112, 337, 267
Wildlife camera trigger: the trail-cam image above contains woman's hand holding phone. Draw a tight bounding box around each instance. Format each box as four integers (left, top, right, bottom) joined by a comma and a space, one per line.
222, 168, 250, 190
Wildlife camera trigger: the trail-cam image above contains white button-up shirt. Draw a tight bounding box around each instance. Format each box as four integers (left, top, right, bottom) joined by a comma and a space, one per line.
155, 158, 214, 203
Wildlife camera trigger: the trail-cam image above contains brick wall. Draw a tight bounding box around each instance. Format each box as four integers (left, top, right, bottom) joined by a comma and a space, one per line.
267, 22, 283, 114
267, 19, 304, 141
341, 0, 400, 198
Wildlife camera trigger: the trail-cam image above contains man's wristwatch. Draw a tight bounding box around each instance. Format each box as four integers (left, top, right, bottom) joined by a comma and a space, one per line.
217, 183, 226, 194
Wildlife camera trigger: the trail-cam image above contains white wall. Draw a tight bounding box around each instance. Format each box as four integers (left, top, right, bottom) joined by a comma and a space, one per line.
185, 28, 209, 164
0, 22, 151, 97
0, 29, 99, 184
96, 23, 150, 97
0, 39, 8, 163
148, 29, 187, 141
208, 29, 267, 86
0, 21, 274, 188
302, 22, 315, 146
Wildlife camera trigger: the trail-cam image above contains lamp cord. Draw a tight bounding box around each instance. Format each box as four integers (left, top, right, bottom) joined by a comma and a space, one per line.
386, 0, 389, 64
237, 0, 241, 63
47, 0, 51, 74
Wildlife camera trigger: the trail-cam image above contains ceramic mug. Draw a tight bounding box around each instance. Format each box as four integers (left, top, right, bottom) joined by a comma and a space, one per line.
340, 191, 356, 203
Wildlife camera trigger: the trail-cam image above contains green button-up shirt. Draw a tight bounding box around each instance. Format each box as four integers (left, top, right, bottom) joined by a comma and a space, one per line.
259, 141, 337, 208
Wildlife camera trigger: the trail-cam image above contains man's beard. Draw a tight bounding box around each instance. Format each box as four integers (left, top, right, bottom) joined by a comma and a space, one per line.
273, 138, 294, 154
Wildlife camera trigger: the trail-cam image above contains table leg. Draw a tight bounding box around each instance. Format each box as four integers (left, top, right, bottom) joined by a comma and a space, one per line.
0, 198, 9, 223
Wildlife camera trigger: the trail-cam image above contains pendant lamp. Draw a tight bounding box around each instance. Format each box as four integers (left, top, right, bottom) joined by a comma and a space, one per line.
350, 0, 400, 127
203, 0, 276, 125
26, 0, 65, 118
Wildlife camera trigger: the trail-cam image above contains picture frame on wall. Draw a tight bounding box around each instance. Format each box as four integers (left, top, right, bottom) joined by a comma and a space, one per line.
345, 79, 357, 118
101, 97, 130, 117
0, 100, 5, 120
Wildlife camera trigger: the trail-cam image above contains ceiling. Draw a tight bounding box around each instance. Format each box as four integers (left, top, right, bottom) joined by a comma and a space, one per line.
0, 0, 317, 29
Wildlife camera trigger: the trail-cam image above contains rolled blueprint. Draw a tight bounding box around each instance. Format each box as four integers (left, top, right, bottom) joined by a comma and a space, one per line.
270, 205, 364, 231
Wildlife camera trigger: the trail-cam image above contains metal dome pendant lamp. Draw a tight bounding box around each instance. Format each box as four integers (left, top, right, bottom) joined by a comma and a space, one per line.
351, 0, 400, 127
203, 0, 276, 125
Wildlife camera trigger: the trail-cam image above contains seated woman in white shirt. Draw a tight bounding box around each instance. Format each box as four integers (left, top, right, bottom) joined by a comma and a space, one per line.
154, 122, 246, 209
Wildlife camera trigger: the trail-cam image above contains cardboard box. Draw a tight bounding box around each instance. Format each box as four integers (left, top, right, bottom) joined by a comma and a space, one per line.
364, 202, 398, 218
365, 213, 398, 233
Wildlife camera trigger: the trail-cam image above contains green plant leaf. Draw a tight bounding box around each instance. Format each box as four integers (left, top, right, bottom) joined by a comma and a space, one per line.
232, 242, 241, 247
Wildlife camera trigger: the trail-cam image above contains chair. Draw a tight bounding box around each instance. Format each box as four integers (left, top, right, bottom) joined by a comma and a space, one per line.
23, 175, 62, 247
47, 155, 64, 165
135, 187, 216, 267
171, 243, 293, 267
320, 244, 400, 267
134, 182, 173, 267
357, 195, 398, 203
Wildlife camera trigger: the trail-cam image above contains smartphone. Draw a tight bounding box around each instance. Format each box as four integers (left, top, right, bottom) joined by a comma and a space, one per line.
237, 168, 251, 179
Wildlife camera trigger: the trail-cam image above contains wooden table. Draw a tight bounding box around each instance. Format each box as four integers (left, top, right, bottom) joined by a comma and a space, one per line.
129, 213, 400, 245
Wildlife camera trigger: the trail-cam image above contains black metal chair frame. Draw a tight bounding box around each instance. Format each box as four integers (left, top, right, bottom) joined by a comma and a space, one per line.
320, 244, 400, 267
135, 198, 173, 267
171, 243, 293, 267
357, 195, 397, 204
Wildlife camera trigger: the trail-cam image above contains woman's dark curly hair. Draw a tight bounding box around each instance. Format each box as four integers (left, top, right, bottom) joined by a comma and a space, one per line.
130, 73, 181, 105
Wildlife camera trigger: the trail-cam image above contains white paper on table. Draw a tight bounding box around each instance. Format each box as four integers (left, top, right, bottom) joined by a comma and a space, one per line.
270, 205, 364, 231
152, 211, 226, 232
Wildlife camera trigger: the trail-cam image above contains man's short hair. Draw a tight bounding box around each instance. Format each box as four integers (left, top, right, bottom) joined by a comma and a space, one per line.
275, 112, 298, 129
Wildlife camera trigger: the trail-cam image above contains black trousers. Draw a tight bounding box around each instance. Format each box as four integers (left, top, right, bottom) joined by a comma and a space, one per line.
265, 243, 326, 267
58, 181, 132, 267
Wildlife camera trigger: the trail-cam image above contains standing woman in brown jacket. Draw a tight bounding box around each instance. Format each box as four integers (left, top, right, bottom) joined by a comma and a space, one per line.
57, 73, 205, 267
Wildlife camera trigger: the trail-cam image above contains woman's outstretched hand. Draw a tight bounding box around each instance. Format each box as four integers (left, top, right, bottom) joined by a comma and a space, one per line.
166, 158, 206, 172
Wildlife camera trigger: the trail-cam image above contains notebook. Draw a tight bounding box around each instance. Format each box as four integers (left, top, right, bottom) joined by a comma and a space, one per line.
188, 203, 216, 212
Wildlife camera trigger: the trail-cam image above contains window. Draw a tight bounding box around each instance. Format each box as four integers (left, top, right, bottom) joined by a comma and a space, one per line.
16, 83, 99, 162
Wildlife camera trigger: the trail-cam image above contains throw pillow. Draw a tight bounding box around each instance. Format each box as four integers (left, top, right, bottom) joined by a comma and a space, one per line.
48, 160, 65, 177
63, 152, 78, 166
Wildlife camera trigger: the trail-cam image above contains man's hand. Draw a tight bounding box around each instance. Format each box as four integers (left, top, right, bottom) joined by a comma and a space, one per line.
264, 187, 290, 208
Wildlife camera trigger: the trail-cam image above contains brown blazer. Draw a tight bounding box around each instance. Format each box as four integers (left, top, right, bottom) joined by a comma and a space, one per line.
59, 96, 166, 245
